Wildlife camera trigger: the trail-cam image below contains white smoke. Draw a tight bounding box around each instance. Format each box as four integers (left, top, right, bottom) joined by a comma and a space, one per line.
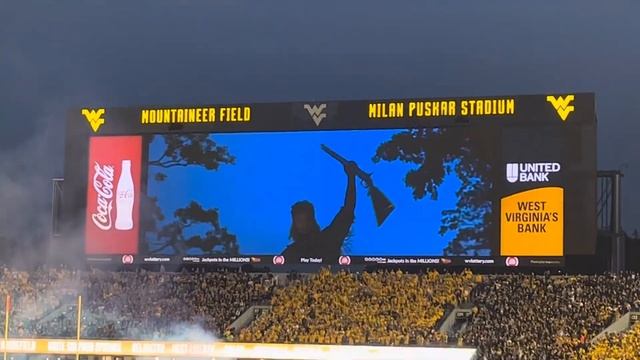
0, 111, 66, 268
161, 323, 236, 360
161, 322, 219, 342
88, 304, 236, 360
160, 323, 236, 360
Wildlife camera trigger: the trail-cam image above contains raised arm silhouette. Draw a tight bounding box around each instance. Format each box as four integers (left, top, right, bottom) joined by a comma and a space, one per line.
281, 161, 357, 263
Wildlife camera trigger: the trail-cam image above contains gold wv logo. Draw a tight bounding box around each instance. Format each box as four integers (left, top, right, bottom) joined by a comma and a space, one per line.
82, 109, 106, 132
546, 95, 575, 121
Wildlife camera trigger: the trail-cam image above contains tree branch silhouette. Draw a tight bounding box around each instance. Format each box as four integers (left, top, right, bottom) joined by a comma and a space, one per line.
374, 128, 493, 256
152, 201, 238, 256
149, 134, 235, 170
142, 134, 239, 255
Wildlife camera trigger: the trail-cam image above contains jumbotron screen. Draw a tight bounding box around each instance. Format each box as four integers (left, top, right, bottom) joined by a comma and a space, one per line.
62, 94, 596, 268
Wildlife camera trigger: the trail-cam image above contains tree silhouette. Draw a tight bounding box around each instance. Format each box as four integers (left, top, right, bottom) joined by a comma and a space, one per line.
141, 134, 238, 255
149, 134, 235, 179
373, 128, 493, 256
151, 201, 239, 256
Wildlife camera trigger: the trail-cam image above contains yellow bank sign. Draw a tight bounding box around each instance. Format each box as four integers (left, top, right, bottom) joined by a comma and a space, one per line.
501, 187, 564, 256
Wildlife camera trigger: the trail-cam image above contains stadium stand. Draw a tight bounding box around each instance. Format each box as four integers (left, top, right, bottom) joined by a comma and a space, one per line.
0, 266, 78, 337
0, 266, 276, 339
3, 266, 640, 359
582, 322, 640, 359
239, 268, 477, 345
81, 270, 276, 339
457, 272, 640, 359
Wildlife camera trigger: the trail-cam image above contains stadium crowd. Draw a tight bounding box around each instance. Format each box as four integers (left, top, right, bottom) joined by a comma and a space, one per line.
239, 268, 477, 345
582, 322, 640, 359
458, 272, 640, 359
3, 266, 640, 359
0, 266, 79, 337
0, 266, 276, 339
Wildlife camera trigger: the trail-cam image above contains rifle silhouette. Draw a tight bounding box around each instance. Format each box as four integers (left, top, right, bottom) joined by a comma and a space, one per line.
321, 144, 395, 226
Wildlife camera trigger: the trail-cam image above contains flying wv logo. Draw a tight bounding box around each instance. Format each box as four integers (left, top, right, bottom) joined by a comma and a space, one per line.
304, 104, 327, 126
546, 95, 575, 121
82, 108, 106, 133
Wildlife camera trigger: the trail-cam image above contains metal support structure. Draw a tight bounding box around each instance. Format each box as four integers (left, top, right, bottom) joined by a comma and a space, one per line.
597, 175, 612, 232
597, 171, 624, 272
612, 172, 624, 272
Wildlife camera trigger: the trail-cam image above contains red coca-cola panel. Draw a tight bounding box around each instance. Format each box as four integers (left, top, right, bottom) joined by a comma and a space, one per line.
85, 136, 142, 255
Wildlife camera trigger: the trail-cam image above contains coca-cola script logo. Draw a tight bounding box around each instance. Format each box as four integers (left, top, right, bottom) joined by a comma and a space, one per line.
91, 162, 115, 230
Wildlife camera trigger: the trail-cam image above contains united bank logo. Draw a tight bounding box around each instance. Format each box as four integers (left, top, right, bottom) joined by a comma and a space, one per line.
546, 95, 575, 121
506, 163, 561, 183
304, 104, 327, 126
82, 108, 106, 133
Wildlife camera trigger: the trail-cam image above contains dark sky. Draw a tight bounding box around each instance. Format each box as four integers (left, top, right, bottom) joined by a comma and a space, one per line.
1, 1, 639, 240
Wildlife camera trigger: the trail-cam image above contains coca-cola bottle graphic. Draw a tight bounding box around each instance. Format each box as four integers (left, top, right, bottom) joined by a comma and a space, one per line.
115, 160, 135, 230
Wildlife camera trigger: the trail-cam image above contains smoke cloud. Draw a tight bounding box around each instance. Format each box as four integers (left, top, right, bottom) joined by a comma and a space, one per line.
160, 322, 218, 342
0, 111, 66, 268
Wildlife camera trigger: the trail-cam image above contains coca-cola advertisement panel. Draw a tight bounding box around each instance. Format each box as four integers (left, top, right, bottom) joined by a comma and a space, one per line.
85, 136, 142, 255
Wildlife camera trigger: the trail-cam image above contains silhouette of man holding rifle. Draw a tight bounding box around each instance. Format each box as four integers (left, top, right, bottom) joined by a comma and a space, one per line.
281, 144, 394, 263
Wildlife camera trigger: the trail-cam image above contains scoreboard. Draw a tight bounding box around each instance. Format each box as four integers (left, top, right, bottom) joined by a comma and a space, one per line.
63, 93, 596, 269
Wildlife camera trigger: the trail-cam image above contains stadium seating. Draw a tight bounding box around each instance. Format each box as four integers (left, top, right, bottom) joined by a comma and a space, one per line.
582, 322, 640, 359
3, 266, 640, 359
457, 273, 640, 359
239, 268, 477, 345
0, 267, 276, 339
0, 266, 78, 337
